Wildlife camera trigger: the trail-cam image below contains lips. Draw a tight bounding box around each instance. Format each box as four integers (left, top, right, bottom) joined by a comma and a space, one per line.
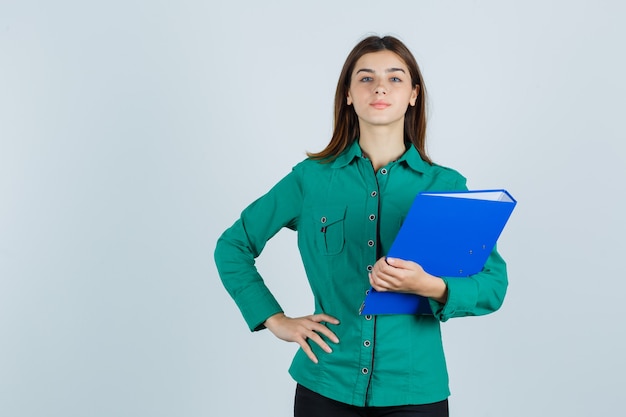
371, 100, 390, 109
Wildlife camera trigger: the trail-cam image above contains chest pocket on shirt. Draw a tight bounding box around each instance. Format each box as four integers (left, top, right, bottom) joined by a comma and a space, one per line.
312, 206, 346, 256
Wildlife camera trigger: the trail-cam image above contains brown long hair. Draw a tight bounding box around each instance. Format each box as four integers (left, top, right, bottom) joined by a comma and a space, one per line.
308, 35, 431, 164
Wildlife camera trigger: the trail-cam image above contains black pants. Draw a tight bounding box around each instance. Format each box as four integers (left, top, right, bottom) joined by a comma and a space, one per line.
294, 384, 449, 417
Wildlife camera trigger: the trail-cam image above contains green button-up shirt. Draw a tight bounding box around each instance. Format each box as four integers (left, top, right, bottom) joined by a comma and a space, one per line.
214, 141, 508, 407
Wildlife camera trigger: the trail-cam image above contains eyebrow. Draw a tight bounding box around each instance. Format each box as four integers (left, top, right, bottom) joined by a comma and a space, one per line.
355, 67, 406, 74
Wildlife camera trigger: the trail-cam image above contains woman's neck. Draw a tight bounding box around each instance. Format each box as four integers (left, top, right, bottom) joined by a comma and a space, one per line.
358, 125, 406, 171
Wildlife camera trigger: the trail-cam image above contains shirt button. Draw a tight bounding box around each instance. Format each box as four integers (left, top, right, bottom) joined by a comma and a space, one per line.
370, 191, 377, 197
368, 214, 376, 221
366, 265, 373, 272
365, 315, 373, 320
380, 168, 388, 175
363, 340, 371, 347
367, 240, 375, 247
361, 368, 369, 375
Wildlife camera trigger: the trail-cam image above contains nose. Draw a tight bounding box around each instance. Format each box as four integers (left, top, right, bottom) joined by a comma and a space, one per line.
374, 80, 387, 95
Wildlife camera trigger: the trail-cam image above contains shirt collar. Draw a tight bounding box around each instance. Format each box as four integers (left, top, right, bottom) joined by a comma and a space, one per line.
330, 140, 362, 168
397, 143, 430, 174
331, 140, 430, 174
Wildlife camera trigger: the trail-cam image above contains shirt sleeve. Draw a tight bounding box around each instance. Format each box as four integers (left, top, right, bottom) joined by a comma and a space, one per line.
214, 166, 303, 331
428, 246, 508, 322
427, 175, 509, 322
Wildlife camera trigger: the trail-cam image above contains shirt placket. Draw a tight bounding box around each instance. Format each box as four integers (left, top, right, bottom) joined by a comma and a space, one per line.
354, 160, 390, 404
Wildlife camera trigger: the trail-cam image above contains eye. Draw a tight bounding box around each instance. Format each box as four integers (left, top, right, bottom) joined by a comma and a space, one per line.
359, 76, 374, 82
390, 76, 402, 82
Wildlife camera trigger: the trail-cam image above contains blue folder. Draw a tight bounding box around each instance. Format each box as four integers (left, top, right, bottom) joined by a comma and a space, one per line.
359, 189, 517, 315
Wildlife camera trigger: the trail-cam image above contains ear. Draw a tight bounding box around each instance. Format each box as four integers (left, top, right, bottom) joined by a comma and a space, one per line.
347, 90, 353, 106
409, 85, 419, 106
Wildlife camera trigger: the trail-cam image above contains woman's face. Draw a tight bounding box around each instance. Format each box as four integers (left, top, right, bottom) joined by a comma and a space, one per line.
347, 50, 418, 130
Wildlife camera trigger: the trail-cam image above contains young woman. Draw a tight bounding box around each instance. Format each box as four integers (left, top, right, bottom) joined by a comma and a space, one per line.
214, 35, 508, 417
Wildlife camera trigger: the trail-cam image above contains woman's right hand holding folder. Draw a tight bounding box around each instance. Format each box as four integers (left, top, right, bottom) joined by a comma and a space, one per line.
369, 257, 449, 304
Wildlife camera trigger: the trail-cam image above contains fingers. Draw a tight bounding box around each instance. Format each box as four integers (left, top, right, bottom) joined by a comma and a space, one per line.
385, 257, 410, 268
298, 329, 337, 364
297, 316, 339, 355
268, 314, 340, 364
369, 266, 402, 291
298, 337, 320, 364
369, 273, 386, 292
309, 314, 340, 343
370, 274, 394, 292
372, 257, 398, 279
370, 257, 416, 292
293, 316, 339, 344
386, 257, 424, 274
310, 313, 340, 325
296, 322, 336, 364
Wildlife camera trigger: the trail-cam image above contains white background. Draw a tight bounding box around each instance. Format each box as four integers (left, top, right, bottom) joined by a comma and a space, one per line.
1, 1, 625, 416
